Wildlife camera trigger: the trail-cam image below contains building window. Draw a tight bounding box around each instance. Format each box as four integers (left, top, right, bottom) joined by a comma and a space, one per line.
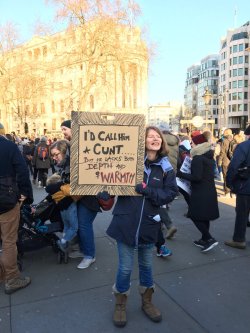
244, 104, 248, 111
233, 69, 237, 77
239, 44, 244, 52
245, 68, 248, 75
233, 57, 237, 65
41, 103, 45, 114
232, 81, 237, 88
238, 104, 243, 112
244, 92, 248, 99
238, 80, 243, 88
245, 55, 249, 63
244, 80, 248, 87
43, 46, 47, 57
238, 68, 243, 76
233, 45, 238, 52
232, 104, 237, 112
60, 100, 64, 113
238, 56, 243, 64
232, 92, 237, 100
90, 95, 94, 109
52, 119, 56, 130
52, 101, 55, 113
238, 92, 243, 100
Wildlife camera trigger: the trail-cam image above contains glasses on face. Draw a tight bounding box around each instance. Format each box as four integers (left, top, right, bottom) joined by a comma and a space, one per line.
51, 152, 61, 158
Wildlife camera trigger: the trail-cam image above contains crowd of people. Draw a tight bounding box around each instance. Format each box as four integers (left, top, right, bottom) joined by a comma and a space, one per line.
0, 120, 249, 327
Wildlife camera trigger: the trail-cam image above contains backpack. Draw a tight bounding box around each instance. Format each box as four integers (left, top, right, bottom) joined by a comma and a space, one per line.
38, 146, 49, 161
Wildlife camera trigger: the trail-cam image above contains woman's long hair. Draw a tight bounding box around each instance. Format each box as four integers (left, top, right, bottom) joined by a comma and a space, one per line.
145, 126, 169, 157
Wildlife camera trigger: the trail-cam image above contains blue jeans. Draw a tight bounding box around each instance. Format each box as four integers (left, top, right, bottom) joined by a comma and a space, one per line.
115, 241, 154, 293
77, 202, 97, 259
60, 202, 78, 242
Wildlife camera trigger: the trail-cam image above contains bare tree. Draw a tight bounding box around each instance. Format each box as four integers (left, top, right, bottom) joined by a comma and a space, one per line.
46, 0, 148, 110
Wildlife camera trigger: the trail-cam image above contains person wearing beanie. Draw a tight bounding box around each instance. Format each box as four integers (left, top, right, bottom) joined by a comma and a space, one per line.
176, 133, 219, 253
225, 126, 250, 250
0, 122, 5, 136
191, 134, 207, 145
61, 120, 72, 141
191, 130, 202, 139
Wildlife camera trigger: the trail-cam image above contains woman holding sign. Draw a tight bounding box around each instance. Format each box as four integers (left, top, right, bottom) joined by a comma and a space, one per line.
107, 126, 178, 327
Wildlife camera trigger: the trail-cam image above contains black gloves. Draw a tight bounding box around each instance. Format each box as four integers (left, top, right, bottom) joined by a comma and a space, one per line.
135, 182, 149, 195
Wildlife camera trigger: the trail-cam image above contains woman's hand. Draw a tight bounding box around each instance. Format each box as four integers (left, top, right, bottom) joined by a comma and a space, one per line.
135, 182, 149, 195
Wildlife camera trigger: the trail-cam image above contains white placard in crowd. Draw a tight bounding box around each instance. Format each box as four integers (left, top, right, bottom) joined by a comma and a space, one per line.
176, 156, 192, 195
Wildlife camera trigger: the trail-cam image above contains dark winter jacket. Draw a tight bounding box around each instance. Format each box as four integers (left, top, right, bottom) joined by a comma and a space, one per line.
0, 135, 33, 212
217, 136, 233, 167
106, 156, 178, 247
226, 139, 250, 195
177, 142, 219, 221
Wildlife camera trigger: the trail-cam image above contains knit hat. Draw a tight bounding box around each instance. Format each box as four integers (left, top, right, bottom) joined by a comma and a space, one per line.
191, 130, 202, 138
244, 125, 250, 135
40, 136, 47, 142
192, 134, 207, 145
61, 120, 71, 129
0, 123, 5, 135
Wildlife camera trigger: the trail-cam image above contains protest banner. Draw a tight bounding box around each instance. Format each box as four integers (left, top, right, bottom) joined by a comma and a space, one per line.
176, 155, 192, 195
70, 111, 145, 195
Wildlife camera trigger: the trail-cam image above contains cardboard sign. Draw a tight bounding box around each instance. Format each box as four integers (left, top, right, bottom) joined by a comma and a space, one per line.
70, 111, 145, 195
176, 156, 192, 195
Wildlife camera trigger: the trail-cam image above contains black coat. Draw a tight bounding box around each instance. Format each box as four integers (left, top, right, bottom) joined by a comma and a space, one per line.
178, 142, 219, 221
226, 139, 250, 195
0, 136, 33, 209
106, 157, 178, 246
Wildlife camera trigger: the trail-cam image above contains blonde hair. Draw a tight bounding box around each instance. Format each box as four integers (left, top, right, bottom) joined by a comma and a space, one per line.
223, 128, 232, 137
46, 173, 61, 186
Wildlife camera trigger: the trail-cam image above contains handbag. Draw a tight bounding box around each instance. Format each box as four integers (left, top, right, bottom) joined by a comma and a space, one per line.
0, 176, 19, 214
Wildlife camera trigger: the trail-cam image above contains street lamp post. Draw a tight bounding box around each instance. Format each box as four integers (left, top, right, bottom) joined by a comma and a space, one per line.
202, 87, 212, 131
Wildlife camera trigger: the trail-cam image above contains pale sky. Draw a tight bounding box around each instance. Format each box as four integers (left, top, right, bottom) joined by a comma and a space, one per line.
1, 0, 250, 105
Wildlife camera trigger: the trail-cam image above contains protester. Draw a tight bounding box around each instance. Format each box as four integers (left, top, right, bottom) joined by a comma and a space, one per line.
217, 128, 234, 197
107, 126, 178, 327
225, 125, 250, 249
177, 133, 219, 252
46, 140, 78, 253
60, 120, 103, 269
22, 138, 34, 176
33, 136, 51, 188
159, 125, 179, 239
0, 122, 33, 294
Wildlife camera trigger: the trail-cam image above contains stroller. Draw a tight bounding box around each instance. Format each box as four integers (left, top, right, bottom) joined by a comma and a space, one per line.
17, 195, 68, 270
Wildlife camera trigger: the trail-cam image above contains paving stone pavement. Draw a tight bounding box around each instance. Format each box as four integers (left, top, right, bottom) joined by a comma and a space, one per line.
0, 180, 250, 333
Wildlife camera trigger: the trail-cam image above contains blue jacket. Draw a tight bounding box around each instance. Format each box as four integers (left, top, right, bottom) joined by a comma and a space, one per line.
106, 156, 178, 246
0, 136, 33, 206
226, 139, 250, 195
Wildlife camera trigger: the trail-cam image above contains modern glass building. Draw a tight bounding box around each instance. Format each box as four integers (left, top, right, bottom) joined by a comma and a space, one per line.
219, 21, 250, 132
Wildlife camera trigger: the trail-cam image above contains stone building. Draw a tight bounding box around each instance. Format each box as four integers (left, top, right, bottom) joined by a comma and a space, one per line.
0, 21, 148, 137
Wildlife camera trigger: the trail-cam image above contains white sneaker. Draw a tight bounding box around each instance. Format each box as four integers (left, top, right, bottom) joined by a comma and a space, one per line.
77, 257, 95, 269
37, 181, 42, 188
68, 250, 84, 259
